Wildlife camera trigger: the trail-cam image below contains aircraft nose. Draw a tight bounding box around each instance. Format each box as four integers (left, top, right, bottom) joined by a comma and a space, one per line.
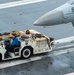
34, 10, 64, 26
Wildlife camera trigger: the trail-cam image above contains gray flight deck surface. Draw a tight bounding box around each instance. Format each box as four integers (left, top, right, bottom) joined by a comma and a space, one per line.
0, 0, 74, 75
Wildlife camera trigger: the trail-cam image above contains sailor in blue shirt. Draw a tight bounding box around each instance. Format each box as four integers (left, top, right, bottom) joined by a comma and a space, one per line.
10, 36, 19, 46
5, 33, 19, 56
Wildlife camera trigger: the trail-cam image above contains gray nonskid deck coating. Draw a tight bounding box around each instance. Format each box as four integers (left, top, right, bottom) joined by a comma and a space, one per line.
0, 0, 74, 75
1, 51, 74, 75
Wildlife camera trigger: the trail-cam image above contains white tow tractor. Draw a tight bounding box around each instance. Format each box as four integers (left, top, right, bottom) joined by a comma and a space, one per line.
0, 29, 54, 61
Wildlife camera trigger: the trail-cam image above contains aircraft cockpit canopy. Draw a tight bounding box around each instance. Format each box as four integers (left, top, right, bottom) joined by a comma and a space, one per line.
68, 0, 74, 5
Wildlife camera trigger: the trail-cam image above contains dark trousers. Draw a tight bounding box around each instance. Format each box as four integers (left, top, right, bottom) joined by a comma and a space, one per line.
5, 45, 18, 55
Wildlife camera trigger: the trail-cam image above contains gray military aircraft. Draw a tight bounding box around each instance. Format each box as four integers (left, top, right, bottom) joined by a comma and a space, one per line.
34, 0, 74, 26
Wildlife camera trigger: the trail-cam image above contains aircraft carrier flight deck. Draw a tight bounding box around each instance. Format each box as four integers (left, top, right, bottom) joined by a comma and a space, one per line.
0, 0, 74, 75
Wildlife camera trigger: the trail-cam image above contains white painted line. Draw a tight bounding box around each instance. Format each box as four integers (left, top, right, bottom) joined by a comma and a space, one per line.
0, 0, 46, 9
0, 54, 48, 69
65, 73, 74, 75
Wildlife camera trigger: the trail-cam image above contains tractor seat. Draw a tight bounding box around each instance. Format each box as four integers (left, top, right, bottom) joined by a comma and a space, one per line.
9, 41, 21, 53
9, 41, 21, 57
14, 41, 21, 52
